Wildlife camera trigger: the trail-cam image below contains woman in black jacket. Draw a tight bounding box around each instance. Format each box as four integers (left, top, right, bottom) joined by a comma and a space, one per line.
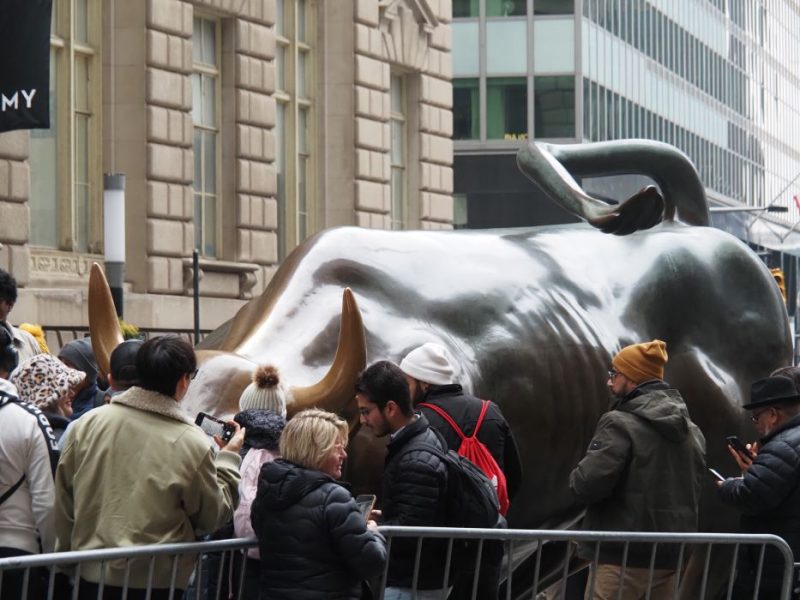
251, 409, 386, 599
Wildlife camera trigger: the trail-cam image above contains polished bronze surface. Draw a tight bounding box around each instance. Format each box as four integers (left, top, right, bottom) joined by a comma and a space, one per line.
88, 263, 124, 378
91, 140, 792, 540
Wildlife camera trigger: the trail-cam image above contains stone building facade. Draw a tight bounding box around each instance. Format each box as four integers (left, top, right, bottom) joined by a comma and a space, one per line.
0, 0, 453, 331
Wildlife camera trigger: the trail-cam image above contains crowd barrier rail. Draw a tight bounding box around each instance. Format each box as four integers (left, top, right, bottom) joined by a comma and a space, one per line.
0, 528, 794, 600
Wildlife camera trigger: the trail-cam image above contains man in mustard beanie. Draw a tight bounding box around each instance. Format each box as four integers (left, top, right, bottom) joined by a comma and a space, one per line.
569, 340, 706, 599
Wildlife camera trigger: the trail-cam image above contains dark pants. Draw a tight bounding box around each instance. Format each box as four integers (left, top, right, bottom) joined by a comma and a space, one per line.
0, 546, 51, 600
447, 538, 504, 600
75, 579, 182, 600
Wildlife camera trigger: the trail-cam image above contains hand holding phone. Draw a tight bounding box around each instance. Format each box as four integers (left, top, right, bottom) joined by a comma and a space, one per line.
726, 436, 756, 460
355, 494, 377, 523
195, 412, 236, 444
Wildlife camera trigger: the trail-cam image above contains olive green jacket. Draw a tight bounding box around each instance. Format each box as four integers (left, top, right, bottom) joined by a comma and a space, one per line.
55, 387, 241, 589
569, 381, 706, 568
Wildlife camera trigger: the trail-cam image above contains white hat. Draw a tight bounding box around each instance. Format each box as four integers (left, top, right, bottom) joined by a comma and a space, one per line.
238, 365, 288, 418
399, 343, 454, 386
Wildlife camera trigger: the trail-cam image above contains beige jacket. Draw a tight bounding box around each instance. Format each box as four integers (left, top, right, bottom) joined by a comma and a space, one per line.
55, 386, 241, 590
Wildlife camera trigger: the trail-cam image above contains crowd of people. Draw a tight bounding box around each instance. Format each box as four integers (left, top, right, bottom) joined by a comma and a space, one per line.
2, 262, 800, 600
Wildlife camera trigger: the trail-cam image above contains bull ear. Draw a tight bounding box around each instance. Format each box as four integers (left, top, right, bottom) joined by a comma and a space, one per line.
89, 263, 124, 378
288, 288, 367, 418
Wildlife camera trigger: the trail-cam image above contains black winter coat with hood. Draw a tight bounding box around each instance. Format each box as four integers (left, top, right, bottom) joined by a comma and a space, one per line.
250, 458, 387, 600
569, 380, 707, 568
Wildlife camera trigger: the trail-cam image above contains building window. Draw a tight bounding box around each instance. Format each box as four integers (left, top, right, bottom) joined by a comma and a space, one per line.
487, 0, 526, 17
390, 74, 407, 230
29, 0, 101, 253
453, 78, 479, 140
487, 77, 527, 140
275, 0, 313, 259
534, 75, 575, 138
192, 17, 220, 258
453, 0, 479, 18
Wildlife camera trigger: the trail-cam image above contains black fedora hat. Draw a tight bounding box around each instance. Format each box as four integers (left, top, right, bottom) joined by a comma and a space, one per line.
743, 375, 800, 410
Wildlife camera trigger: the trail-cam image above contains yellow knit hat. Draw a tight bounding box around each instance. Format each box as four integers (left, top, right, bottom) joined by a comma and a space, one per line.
612, 340, 668, 384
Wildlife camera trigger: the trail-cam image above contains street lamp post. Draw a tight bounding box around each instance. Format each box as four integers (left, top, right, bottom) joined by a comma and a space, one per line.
103, 173, 126, 318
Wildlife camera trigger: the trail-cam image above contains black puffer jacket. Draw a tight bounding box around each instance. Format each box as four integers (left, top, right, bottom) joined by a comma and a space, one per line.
719, 414, 800, 590
419, 384, 523, 500
382, 413, 448, 589
250, 458, 386, 600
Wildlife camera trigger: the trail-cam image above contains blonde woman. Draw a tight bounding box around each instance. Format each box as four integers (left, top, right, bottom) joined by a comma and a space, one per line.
251, 409, 386, 599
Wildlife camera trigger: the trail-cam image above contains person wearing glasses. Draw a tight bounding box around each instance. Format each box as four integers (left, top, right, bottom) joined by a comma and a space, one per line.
569, 340, 706, 599
717, 375, 800, 599
54, 335, 245, 600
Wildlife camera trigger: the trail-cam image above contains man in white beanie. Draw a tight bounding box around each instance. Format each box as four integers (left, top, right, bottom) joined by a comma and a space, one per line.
399, 342, 522, 600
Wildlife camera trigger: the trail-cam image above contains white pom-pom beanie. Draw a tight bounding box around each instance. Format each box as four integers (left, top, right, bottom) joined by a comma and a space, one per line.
238, 365, 288, 418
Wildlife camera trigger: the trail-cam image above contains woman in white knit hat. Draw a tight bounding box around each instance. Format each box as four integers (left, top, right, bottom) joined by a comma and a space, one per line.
238, 365, 288, 418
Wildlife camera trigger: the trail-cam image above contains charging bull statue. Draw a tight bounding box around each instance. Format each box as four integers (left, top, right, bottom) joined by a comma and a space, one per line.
90, 139, 791, 594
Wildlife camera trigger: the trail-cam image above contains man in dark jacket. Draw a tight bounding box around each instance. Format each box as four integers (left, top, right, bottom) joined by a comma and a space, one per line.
569, 339, 706, 599
717, 375, 800, 598
400, 342, 521, 599
355, 361, 448, 600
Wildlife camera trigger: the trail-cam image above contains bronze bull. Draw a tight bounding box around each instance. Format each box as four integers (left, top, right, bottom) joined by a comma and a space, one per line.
90, 140, 791, 585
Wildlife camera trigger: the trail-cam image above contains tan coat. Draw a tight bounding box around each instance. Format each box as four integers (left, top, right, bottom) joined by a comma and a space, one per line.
55, 386, 241, 590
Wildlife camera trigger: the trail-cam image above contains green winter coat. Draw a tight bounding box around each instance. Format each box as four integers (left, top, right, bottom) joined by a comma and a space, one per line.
55, 386, 241, 589
569, 381, 706, 568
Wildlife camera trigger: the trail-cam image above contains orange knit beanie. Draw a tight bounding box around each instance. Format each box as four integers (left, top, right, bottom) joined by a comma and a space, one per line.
612, 340, 668, 384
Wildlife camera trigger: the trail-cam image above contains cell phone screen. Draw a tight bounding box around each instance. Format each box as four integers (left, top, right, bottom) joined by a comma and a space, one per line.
195, 412, 232, 441
355, 494, 376, 522
708, 468, 725, 482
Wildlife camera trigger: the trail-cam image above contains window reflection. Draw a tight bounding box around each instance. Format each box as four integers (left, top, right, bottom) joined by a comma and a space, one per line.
487, 77, 527, 139
453, 78, 479, 140
534, 76, 574, 138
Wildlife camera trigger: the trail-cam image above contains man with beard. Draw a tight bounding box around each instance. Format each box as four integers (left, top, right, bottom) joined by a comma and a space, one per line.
569, 340, 706, 600
355, 361, 448, 600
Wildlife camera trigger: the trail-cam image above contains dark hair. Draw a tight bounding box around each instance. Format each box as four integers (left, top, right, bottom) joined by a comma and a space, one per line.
354, 360, 413, 417
0, 269, 18, 305
0, 326, 18, 375
136, 335, 196, 396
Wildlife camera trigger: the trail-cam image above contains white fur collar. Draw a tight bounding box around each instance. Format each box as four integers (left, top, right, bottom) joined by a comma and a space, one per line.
112, 387, 193, 425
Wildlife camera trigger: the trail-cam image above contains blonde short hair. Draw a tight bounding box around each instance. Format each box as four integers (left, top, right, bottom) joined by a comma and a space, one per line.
280, 409, 348, 472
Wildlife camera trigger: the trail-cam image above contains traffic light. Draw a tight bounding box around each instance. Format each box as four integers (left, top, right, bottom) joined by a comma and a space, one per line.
771, 268, 787, 303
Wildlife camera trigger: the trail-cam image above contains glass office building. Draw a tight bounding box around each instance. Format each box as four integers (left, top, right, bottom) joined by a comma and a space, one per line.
452, 0, 800, 242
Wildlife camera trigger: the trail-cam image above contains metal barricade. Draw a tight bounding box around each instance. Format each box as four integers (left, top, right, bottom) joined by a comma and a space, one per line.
376, 527, 797, 600
0, 529, 794, 600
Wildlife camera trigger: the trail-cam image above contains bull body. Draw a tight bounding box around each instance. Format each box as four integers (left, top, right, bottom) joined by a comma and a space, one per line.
186, 219, 791, 531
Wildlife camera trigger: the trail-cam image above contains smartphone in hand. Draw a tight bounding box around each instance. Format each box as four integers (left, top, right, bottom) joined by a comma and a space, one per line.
195, 412, 235, 443
726, 436, 755, 460
355, 494, 377, 522
708, 468, 725, 482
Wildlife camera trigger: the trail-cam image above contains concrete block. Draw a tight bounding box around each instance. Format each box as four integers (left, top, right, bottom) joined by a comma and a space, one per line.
236, 90, 275, 127
236, 20, 274, 60
147, 68, 191, 109
430, 23, 452, 51
0, 130, 29, 160
420, 74, 452, 109
147, 217, 188, 256
147, 0, 191, 37
421, 191, 453, 222
237, 159, 276, 195
420, 133, 453, 166
0, 202, 29, 243
356, 118, 388, 151
355, 0, 379, 26
148, 143, 191, 183
0, 160, 28, 201
355, 179, 386, 212
147, 256, 184, 293
355, 55, 385, 90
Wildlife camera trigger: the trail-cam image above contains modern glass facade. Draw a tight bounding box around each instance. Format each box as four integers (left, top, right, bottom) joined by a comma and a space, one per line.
453, 0, 800, 228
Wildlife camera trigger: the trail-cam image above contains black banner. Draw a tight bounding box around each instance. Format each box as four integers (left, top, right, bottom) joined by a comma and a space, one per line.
0, 0, 52, 133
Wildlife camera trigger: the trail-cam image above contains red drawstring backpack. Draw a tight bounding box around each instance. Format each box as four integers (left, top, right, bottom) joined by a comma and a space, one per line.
418, 400, 510, 516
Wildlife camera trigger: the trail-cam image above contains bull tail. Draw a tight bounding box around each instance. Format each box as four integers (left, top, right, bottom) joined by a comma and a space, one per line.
517, 140, 709, 234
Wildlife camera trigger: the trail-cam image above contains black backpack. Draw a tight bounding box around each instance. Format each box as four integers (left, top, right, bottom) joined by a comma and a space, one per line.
415, 441, 500, 529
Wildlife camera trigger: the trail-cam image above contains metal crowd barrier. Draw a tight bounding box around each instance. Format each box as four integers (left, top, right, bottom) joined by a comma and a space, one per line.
0, 529, 794, 600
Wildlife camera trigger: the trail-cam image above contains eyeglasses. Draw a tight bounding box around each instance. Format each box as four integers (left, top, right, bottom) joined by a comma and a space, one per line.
189, 368, 199, 380
608, 370, 621, 380
751, 408, 771, 423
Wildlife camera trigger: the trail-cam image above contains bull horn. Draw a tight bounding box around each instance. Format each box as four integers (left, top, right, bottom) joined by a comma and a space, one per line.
288, 288, 367, 418
89, 263, 124, 378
